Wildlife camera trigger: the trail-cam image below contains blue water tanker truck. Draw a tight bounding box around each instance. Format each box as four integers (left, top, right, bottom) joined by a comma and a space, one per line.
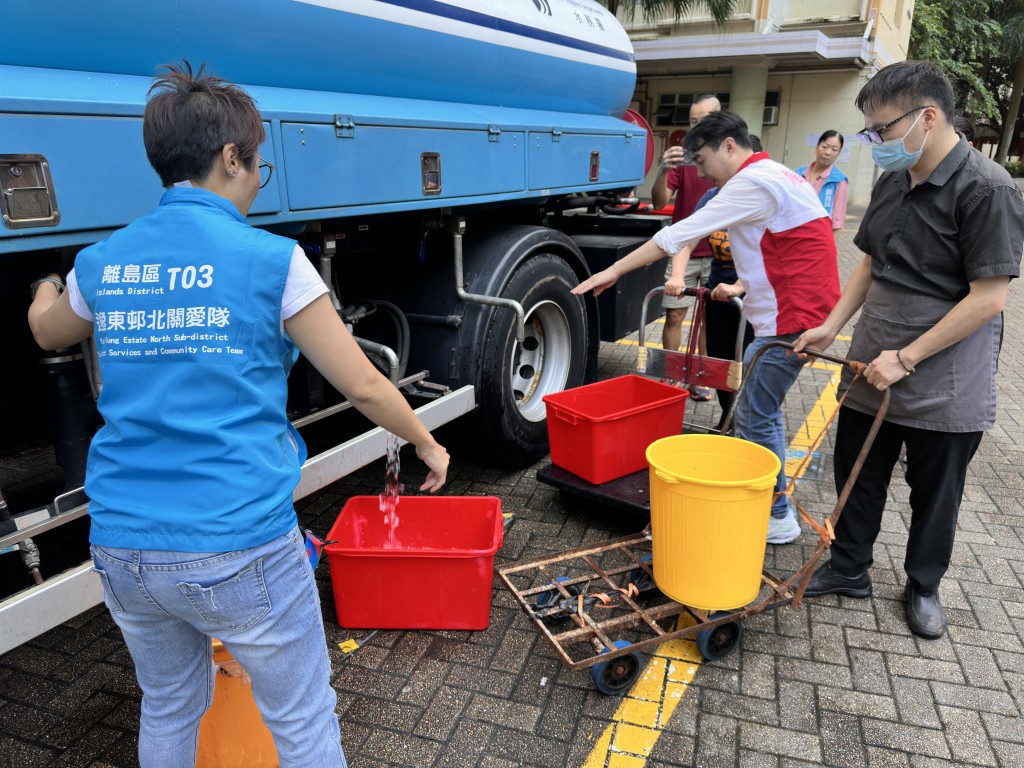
0, 0, 664, 650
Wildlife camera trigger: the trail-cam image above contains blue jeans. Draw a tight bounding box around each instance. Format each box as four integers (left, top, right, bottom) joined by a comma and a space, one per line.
734, 334, 807, 518
91, 528, 346, 768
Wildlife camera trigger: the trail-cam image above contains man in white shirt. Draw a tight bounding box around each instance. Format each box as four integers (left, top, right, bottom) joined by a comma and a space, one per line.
573, 111, 840, 544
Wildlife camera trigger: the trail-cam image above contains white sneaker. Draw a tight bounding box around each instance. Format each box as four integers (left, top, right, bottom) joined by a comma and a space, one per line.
766, 510, 801, 544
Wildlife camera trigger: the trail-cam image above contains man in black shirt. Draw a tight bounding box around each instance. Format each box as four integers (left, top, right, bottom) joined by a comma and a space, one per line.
794, 61, 1024, 639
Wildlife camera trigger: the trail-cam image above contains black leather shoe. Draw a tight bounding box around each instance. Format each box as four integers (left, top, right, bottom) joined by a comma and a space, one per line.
801, 560, 872, 598
905, 584, 948, 639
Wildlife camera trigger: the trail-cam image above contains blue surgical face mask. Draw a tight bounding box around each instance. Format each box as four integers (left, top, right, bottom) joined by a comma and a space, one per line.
871, 111, 928, 172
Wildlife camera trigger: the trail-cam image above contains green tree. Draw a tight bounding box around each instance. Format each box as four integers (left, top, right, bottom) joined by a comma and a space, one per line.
993, 1, 1024, 164
909, 0, 1002, 118
601, 0, 741, 27
909, 0, 1024, 167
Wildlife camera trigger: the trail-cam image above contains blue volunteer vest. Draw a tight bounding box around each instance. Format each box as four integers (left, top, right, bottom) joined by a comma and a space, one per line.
796, 163, 848, 216
76, 187, 305, 551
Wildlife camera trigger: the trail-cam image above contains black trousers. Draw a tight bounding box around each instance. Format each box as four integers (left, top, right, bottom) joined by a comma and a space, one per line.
830, 406, 982, 594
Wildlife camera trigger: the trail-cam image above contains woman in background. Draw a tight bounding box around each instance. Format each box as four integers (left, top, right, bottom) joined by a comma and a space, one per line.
797, 130, 849, 232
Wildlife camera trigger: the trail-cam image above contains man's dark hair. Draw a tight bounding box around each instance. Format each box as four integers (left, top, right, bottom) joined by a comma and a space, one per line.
750, 134, 763, 153
143, 60, 265, 187
682, 111, 752, 153
855, 61, 955, 122
952, 115, 974, 141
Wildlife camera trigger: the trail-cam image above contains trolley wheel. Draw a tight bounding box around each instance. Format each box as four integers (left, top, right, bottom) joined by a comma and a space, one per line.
625, 554, 657, 595
591, 640, 644, 695
695, 615, 743, 660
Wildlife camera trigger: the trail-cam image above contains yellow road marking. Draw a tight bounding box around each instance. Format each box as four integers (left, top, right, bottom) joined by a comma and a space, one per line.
582, 616, 702, 767
581, 357, 842, 768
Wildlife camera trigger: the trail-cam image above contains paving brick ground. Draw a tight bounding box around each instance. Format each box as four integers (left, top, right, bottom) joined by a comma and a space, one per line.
1, 220, 1022, 767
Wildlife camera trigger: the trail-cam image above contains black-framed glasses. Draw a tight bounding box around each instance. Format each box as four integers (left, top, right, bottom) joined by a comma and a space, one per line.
258, 156, 275, 189
856, 106, 932, 145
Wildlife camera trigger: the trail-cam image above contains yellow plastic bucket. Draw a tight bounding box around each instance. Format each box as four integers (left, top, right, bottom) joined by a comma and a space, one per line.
646, 434, 781, 611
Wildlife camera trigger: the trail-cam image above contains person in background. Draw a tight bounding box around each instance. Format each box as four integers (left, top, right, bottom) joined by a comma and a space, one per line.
667, 136, 763, 432
575, 112, 839, 545
953, 115, 975, 144
27, 61, 449, 768
796, 130, 849, 232
794, 61, 1024, 640
651, 94, 721, 401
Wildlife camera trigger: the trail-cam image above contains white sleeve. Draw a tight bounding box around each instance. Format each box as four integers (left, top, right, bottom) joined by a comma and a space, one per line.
65, 269, 93, 321
652, 176, 780, 256
282, 245, 329, 320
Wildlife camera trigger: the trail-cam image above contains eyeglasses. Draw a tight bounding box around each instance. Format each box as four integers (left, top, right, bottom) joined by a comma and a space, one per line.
258, 156, 275, 189
856, 106, 932, 145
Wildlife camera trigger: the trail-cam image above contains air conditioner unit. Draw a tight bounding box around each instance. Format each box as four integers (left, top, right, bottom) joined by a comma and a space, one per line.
763, 106, 780, 126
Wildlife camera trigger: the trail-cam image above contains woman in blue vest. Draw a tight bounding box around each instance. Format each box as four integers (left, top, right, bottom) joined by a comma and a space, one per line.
797, 130, 849, 232
27, 61, 449, 768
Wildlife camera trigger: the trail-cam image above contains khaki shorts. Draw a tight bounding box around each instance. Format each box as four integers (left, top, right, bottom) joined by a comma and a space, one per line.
662, 256, 713, 309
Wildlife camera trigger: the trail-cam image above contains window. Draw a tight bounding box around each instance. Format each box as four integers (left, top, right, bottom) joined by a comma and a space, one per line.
653, 92, 731, 126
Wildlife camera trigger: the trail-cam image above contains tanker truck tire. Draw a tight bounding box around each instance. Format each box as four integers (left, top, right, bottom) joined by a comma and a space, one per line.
478, 254, 588, 467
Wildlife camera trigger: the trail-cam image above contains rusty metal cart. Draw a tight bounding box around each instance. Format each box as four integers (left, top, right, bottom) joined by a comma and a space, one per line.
503, 343, 888, 694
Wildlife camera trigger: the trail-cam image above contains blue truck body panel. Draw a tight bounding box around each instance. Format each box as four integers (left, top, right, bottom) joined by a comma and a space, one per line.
1, 0, 643, 251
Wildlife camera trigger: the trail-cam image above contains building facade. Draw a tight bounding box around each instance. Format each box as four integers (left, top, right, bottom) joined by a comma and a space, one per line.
624, 0, 915, 209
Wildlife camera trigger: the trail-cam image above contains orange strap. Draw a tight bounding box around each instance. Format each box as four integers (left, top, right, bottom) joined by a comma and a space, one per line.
575, 584, 641, 616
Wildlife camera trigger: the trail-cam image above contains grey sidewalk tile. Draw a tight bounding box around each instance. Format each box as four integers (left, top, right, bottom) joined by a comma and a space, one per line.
483, 726, 569, 768
360, 727, 444, 766
931, 680, 1020, 716
817, 687, 897, 720
891, 676, 941, 728
412, 687, 472, 742
346, 695, 423, 732
948, 626, 1024, 653
777, 657, 853, 689
464, 694, 541, 733
488, 629, 539, 676
692, 713, 739, 768
778, 679, 818, 734
980, 710, 1024, 742
444, 663, 517, 698
396, 658, 451, 707
849, 648, 894, 696
739, 722, 822, 763
861, 719, 951, 760
737, 750, 780, 767
937, 705, 999, 766
885, 654, 965, 685
819, 710, 868, 768
809, 621, 848, 665
845, 629, 920, 657
435, 722, 495, 768
703, 689, 780, 725
739, 650, 778, 700
991, 740, 1024, 768
955, 644, 1010, 691
535, 685, 585, 742
647, 731, 697, 766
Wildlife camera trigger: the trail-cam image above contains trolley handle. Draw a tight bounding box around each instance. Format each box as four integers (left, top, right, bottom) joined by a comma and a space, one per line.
637, 286, 743, 351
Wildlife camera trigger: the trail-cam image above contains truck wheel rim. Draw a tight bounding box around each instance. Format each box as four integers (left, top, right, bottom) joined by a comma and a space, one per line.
510, 300, 571, 423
